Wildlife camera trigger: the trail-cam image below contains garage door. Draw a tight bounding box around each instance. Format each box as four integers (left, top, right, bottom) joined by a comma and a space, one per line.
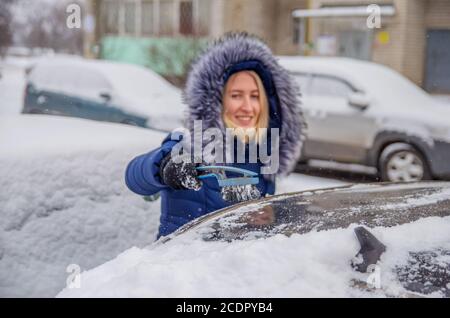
425, 30, 450, 93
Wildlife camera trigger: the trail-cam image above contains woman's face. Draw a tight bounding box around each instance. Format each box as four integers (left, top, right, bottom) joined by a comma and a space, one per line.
223, 72, 261, 128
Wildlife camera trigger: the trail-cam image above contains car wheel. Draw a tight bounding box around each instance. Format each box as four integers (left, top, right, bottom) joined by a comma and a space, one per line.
379, 143, 431, 182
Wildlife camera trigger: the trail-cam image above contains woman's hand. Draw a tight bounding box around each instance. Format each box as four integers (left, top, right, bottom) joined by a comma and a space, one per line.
159, 155, 202, 191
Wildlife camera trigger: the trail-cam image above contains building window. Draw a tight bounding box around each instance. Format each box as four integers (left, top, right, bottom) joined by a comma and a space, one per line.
103, 0, 119, 34
142, 1, 154, 35
159, 0, 175, 35
124, 1, 136, 34
101, 0, 205, 37
179, 1, 193, 35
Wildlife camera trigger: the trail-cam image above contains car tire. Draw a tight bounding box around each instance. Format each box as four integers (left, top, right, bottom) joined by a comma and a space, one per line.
379, 143, 431, 182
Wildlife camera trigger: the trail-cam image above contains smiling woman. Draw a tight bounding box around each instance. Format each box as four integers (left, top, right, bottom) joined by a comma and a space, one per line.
222, 71, 269, 131
125, 32, 306, 239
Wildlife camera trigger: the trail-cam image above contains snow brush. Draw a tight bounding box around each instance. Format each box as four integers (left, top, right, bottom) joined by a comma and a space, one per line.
196, 166, 259, 187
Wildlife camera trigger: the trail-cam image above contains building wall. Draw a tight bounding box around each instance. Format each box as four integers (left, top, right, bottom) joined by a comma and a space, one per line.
399, 0, 426, 86
304, 0, 428, 86
220, 0, 308, 55
273, 0, 308, 55
221, 0, 278, 46
426, 0, 450, 29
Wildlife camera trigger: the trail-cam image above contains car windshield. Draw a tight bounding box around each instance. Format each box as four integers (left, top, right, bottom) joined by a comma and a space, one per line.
175, 182, 450, 242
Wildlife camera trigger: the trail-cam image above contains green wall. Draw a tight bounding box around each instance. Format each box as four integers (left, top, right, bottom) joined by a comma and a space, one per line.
100, 36, 209, 76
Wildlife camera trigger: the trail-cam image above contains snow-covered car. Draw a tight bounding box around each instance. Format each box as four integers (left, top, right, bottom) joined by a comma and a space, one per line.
0, 114, 343, 297
0, 115, 167, 297
22, 57, 184, 132
278, 57, 450, 183
58, 181, 450, 298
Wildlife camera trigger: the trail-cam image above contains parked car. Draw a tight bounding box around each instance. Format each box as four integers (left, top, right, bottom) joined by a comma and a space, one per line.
278, 57, 450, 182
58, 181, 450, 297
22, 57, 184, 132
161, 181, 450, 297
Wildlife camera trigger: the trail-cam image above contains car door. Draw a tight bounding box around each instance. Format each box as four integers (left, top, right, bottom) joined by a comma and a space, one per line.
294, 73, 376, 163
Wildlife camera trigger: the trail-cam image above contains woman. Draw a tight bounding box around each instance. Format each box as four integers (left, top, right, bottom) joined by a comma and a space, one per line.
125, 32, 306, 239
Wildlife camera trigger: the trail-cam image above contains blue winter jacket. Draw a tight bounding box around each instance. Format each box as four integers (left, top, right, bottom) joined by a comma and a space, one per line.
125, 134, 276, 239
125, 33, 305, 239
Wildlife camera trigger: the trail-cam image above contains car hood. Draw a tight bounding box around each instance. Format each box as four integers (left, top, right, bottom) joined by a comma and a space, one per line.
165, 182, 450, 242
57, 182, 450, 298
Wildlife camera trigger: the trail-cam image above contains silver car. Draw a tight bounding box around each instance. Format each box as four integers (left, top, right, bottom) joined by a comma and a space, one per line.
278, 57, 450, 182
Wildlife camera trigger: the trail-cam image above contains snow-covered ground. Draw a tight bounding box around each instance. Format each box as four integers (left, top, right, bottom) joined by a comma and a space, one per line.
433, 95, 450, 105
0, 115, 344, 297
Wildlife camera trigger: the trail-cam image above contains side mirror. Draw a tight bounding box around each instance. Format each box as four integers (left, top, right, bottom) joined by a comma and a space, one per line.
348, 92, 370, 110
99, 92, 112, 103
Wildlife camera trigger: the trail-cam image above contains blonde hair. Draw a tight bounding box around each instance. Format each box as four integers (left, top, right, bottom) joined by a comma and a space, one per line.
222, 71, 269, 143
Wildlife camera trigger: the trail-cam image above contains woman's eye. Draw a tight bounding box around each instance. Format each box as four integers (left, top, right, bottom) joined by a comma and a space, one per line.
231, 94, 241, 99
251, 95, 259, 99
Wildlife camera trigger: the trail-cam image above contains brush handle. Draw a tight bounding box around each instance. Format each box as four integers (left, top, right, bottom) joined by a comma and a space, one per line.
196, 166, 259, 187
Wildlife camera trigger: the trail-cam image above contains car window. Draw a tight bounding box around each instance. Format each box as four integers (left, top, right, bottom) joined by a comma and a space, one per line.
309, 75, 355, 98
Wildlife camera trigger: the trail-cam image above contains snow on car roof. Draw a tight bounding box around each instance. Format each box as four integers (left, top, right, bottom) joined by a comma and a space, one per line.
28, 57, 184, 119
277, 56, 431, 102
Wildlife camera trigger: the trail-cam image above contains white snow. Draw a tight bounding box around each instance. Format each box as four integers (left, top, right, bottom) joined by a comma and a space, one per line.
1, 55, 185, 131
27, 57, 185, 126
0, 115, 342, 297
0, 63, 26, 115
308, 159, 377, 175
57, 215, 450, 298
0, 115, 166, 297
276, 171, 346, 194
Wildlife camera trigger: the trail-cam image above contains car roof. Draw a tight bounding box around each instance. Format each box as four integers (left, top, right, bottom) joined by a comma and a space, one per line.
277, 56, 431, 101
164, 181, 450, 243
28, 56, 176, 92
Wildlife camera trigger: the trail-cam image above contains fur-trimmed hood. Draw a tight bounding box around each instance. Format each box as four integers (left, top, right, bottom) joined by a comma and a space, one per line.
183, 32, 306, 177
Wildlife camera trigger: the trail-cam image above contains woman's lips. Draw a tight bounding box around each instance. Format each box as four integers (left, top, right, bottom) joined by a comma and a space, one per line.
234, 115, 254, 126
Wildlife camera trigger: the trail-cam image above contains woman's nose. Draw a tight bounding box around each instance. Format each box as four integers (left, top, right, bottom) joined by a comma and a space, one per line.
240, 96, 253, 112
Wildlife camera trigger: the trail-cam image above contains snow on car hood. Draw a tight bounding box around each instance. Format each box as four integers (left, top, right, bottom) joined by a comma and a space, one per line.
56, 215, 450, 298
57, 182, 450, 298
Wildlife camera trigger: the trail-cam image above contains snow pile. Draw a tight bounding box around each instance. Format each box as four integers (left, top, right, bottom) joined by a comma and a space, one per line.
57, 216, 450, 298
0, 115, 166, 297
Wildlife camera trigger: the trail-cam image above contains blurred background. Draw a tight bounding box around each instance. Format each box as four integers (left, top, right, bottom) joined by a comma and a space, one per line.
1, 0, 450, 298
1, 0, 450, 182
2, 0, 450, 90
1, 0, 450, 181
